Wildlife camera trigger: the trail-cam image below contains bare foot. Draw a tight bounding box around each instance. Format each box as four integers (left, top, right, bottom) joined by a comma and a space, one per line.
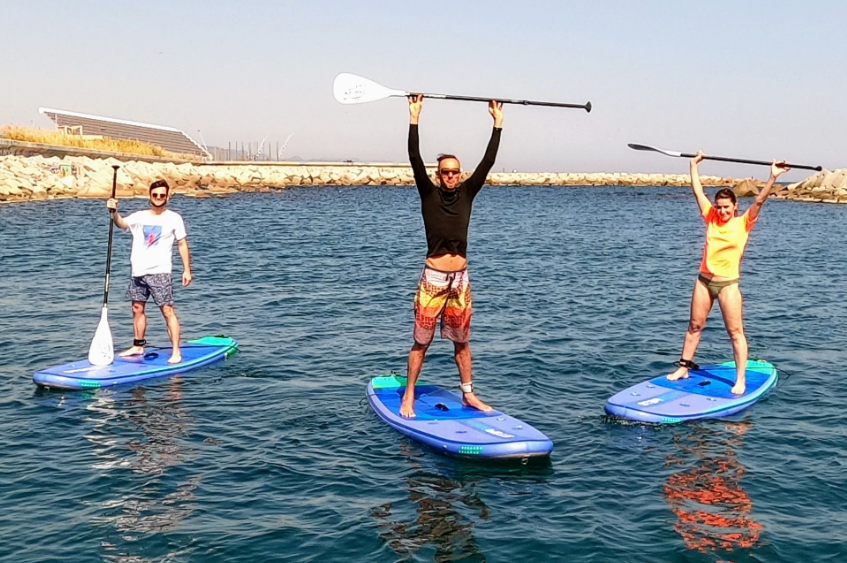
399, 390, 416, 418
462, 392, 493, 412
730, 382, 746, 395
119, 346, 144, 357
667, 366, 689, 381
167, 352, 182, 364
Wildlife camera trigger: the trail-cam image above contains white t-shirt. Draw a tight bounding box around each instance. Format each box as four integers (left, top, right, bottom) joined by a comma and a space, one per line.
124, 209, 187, 277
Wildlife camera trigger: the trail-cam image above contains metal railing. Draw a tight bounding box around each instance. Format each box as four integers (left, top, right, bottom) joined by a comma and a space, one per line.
210, 140, 292, 162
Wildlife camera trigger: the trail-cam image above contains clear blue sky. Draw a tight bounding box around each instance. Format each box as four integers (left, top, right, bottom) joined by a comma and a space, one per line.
2, 0, 844, 179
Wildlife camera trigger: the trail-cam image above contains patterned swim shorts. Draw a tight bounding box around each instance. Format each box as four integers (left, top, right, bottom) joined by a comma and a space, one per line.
126, 273, 174, 307
413, 267, 472, 345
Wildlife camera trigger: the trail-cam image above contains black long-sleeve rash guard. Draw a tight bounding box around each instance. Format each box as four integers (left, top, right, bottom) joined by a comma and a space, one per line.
408, 124, 502, 259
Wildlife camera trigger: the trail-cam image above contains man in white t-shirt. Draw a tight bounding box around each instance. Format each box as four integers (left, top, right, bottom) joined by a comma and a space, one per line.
107, 179, 193, 364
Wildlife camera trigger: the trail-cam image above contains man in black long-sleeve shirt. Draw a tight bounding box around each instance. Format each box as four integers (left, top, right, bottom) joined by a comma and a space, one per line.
401, 94, 503, 418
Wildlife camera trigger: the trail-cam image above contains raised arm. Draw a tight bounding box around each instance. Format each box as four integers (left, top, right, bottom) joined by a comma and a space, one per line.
106, 198, 129, 230
464, 101, 504, 197
690, 151, 712, 216
407, 95, 433, 194
747, 160, 789, 222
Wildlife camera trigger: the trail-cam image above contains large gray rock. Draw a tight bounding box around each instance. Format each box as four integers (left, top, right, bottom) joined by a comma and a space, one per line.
827, 169, 847, 191
733, 178, 760, 197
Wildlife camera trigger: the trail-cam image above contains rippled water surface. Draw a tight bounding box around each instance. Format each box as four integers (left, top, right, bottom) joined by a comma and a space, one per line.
2, 186, 846, 563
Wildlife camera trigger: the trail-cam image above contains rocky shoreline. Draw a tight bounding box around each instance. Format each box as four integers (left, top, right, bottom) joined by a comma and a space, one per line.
0, 153, 839, 204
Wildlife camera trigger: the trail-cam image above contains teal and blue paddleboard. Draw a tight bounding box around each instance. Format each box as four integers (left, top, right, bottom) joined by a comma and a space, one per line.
33, 335, 238, 390
605, 360, 778, 423
367, 374, 553, 460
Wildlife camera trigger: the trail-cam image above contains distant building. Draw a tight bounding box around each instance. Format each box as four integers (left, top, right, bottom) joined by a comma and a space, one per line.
38, 107, 210, 159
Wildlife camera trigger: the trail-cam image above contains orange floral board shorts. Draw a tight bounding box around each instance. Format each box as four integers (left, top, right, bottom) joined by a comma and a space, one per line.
413, 267, 472, 345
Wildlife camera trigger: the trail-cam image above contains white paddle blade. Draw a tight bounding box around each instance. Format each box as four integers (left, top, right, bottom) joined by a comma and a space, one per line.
88, 306, 114, 366
333, 73, 407, 104
628, 144, 683, 158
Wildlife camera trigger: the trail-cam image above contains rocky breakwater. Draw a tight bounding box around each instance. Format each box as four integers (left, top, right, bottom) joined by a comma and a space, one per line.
770, 169, 847, 204
486, 172, 734, 187
719, 169, 847, 203
1, 154, 746, 204
0, 155, 202, 201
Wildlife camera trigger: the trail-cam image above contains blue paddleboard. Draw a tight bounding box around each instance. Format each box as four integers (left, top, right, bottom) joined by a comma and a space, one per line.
367, 374, 553, 460
33, 335, 238, 390
605, 360, 778, 423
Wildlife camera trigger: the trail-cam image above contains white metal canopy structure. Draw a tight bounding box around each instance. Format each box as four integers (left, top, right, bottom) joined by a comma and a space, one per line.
39, 107, 210, 158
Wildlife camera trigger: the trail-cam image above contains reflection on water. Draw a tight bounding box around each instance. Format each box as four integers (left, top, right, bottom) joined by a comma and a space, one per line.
372, 443, 490, 562
663, 421, 762, 556
83, 379, 201, 562
123, 381, 194, 477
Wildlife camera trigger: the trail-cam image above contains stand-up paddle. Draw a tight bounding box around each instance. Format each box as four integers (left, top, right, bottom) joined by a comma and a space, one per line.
333, 72, 592, 112
87, 165, 120, 366
628, 143, 823, 171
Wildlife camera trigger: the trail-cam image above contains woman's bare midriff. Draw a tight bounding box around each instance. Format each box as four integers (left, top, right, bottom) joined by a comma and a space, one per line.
426, 253, 467, 271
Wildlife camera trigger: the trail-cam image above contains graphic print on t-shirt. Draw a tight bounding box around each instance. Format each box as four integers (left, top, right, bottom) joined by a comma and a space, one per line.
143, 225, 162, 247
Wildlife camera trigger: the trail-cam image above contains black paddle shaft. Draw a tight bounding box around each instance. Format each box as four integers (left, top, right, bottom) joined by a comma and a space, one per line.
629, 144, 823, 172
413, 92, 592, 112
102, 166, 120, 306
679, 153, 823, 172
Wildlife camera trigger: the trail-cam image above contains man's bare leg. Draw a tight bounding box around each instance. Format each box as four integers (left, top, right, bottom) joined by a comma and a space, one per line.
455, 341, 492, 412
401, 342, 429, 418
162, 304, 182, 364
119, 301, 147, 356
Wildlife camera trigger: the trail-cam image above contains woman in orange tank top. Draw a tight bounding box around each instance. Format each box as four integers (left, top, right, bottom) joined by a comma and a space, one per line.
667, 152, 788, 394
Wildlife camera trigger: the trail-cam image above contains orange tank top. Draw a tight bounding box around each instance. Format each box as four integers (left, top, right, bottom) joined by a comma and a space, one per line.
699, 203, 757, 279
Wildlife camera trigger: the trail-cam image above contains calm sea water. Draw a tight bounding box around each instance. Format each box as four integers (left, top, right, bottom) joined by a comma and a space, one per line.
1, 186, 846, 563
